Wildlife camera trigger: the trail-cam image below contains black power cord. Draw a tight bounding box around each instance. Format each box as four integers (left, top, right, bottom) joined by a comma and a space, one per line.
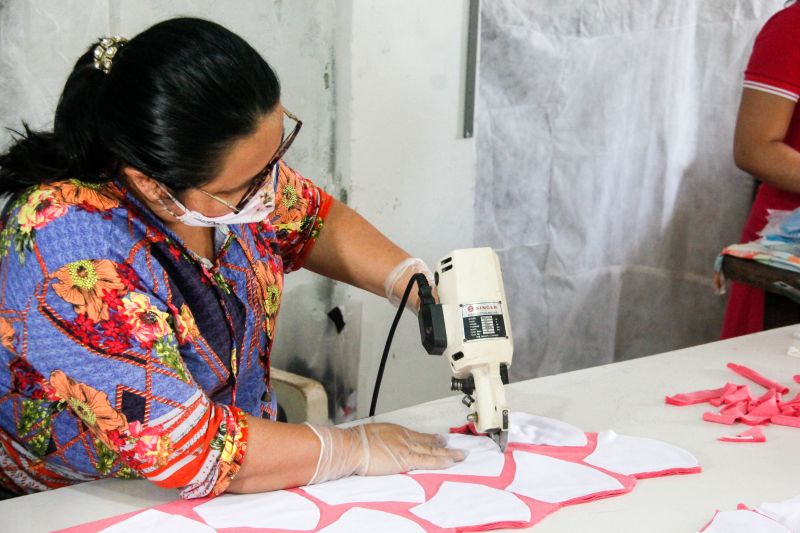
369, 272, 444, 418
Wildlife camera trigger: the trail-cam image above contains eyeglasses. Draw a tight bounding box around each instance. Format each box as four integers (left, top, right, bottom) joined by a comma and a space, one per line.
195, 109, 303, 214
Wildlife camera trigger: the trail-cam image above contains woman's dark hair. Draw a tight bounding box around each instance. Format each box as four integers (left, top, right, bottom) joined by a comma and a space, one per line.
0, 17, 281, 194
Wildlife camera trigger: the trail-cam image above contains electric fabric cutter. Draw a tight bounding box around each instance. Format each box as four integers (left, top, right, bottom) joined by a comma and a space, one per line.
417, 248, 513, 451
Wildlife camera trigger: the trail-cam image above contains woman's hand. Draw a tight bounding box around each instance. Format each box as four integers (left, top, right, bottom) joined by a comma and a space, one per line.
307, 422, 465, 483
383, 258, 437, 313
303, 199, 432, 307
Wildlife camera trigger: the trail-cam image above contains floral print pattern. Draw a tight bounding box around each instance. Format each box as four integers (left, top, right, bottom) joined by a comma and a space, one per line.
172, 304, 200, 345
49, 371, 128, 447
16, 188, 69, 233
0, 318, 16, 353
108, 421, 172, 470
120, 293, 172, 345
52, 259, 127, 321
253, 259, 284, 338
0, 163, 331, 498
57, 179, 120, 212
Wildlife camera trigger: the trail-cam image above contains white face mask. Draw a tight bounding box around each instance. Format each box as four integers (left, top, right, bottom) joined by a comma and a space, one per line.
158, 166, 277, 227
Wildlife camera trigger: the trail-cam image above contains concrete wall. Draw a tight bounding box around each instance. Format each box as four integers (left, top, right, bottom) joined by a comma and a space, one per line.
336, 0, 477, 417
0, 0, 337, 187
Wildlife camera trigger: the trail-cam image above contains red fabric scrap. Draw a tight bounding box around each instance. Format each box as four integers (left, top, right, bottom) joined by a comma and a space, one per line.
771, 414, 800, 428
702, 412, 737, 425
666, 363, 800, 440
739, 414, 772, 426
665, 383, 737, 406
710, 385, 751, 407
726, 363, 790, 394
718, 427, 766, 443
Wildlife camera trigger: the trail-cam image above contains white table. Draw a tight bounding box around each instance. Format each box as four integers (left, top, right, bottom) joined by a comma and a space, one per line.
3, 326, 800, 532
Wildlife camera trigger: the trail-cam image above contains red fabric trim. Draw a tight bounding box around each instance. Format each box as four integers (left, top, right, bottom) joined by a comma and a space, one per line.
744, 4, 800, 99
744, 73, 800, 99
726, 363, 789, 394
60, 420, 702, 532
718, 427, 767, 443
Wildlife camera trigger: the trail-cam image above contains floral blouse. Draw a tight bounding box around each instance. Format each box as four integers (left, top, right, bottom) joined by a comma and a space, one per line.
0, 161, 331, 498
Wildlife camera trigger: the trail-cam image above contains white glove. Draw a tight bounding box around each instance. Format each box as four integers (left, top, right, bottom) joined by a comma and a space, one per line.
305, 422, 465, 484
384, 258, 436, 312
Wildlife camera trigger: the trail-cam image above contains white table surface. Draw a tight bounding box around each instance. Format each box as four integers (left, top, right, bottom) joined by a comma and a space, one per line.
3, 326, 800, 533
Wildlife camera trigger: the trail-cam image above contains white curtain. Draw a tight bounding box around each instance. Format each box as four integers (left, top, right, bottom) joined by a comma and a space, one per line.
475, 0, 783, 380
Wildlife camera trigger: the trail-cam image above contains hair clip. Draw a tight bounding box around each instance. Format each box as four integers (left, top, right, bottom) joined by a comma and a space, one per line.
93, 36, 128, 74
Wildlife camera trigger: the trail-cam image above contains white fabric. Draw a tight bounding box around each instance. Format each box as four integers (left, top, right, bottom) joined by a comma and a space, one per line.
757, 495, 800, 533
317, 508, 426, 533
99, 509, 215, 533
301, 474, 425, 505
507, 412, 588, 447
410, 481, 531, 528
57, 411, 705, 532
412, 433, 505, 476
193, 490, 320, 530
476, 1, 777, 380
703, 510, 789, 533
584, 430, 700, 475
506, 450, 624, 503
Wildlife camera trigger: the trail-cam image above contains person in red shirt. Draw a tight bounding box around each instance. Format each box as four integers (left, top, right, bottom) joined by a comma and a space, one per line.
722, 1, 800, 338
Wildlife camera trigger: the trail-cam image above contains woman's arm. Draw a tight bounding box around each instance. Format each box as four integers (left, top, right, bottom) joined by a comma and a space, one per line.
226, 418, 320, 493
733, 88, 800, 192
302, 199, 435, 309
302, 198, 410, 296
226, 417, 463, 493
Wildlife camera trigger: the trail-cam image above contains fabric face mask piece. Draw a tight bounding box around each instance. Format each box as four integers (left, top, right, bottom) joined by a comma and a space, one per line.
98, 510, 215, 533
193, 490, 321, 530
701, 494, 800, 533
506, 450, 625, 503
317, 508, 426, 533
701, 510, 790, 533
410, 481, 532, 528
756, 495, 800, 532
411, 433, 505, 477
583, 430, 701, 476
159, 166, 278, 227
507, 412, 588, 447
63, 412, 703, 533
300, 474, 426, 505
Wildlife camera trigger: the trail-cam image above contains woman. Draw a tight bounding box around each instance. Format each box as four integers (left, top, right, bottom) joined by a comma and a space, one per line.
0, 18, 463, 499
722, 1, 800, 338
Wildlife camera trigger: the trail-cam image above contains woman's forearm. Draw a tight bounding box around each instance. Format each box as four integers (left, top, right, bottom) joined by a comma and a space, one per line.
734, 139, 800, 193
226, 417, 320, 493
224, 416, 464, 494
304, 198, 411, 297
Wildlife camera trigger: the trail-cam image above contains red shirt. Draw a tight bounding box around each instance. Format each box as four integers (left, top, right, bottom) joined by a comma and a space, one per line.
740, 3, 800, 225
744, 3, 800, 151
722, 4, 800, 339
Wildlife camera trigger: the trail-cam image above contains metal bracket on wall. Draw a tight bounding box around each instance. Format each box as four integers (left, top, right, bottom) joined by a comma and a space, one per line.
463, 0, 480, 138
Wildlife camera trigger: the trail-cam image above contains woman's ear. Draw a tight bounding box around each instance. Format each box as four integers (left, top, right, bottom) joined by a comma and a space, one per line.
121, 166, 165, 203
